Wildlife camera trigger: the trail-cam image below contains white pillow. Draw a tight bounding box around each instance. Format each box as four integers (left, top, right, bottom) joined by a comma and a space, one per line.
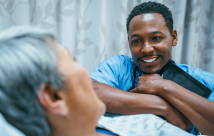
0, 113, 25, 136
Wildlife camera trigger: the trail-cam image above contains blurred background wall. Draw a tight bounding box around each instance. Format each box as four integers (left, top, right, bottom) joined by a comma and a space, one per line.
0, 0, 213, 74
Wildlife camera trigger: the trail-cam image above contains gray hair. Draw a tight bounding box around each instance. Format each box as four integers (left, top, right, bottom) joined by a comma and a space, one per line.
0, 26, 63, 136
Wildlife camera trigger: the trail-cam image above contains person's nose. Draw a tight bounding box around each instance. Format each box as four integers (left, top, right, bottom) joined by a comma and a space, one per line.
141, 42, 154, 54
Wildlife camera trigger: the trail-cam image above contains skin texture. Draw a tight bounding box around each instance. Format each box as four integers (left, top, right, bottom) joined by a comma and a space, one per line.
38, 43, 107, 136
92, 13, 214, 135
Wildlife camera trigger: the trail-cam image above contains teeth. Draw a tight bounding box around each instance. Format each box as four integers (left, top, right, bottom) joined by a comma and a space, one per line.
143, 58, 157, 63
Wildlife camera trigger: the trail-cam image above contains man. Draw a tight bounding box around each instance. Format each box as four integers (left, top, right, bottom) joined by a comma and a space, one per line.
0, 26, 106, 136
90, 1, 214, 135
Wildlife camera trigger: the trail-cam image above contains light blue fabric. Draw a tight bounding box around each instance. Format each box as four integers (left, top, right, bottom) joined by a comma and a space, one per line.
0, 113, 25, 136
90, 55, 214, 135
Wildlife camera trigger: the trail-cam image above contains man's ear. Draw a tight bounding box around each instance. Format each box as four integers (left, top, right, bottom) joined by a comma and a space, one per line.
171, 29, 178, 47
128, 36, 131, 48
38, 83, 68, 116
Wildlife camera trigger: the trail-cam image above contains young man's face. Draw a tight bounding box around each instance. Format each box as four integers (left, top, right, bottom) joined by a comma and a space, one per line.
57, 44, 105, 124
128, 13, 177, 74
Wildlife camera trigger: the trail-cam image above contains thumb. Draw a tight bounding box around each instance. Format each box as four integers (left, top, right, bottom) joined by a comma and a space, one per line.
141, 73, 149, 76
131, 87, 137, 93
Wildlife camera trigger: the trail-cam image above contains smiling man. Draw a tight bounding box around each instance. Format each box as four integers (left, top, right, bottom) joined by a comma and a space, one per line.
128, 12, 175, 74
90, 1, 214, 135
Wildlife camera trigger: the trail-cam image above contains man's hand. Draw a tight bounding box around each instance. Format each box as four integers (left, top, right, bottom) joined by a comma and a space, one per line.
131, 74, 192, 130
164, 103, 192, 130
131, 74, 165, 95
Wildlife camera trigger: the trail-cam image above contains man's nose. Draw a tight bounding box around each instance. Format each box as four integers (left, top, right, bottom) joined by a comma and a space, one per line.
141, 42, 154, 54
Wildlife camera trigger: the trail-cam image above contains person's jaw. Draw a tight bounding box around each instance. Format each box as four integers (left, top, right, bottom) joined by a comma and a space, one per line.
47, 111, 98, 136
138, 57, 172, 74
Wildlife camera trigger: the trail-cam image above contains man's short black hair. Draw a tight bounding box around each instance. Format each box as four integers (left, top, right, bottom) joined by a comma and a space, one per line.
126, 1, 173, 34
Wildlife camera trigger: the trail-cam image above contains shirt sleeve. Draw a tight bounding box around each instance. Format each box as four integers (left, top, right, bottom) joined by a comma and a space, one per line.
199, 70, 214, 102
180, 65, 214, 102
189, 69, 214, 135
90, 55, 124, 88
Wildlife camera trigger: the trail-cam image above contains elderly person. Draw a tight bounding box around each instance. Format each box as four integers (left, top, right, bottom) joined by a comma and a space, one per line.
0, 26, 107, 136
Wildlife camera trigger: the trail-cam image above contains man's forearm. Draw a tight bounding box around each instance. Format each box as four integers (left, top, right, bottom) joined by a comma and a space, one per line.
159, 80, 214, 135
92, 80, 168, 116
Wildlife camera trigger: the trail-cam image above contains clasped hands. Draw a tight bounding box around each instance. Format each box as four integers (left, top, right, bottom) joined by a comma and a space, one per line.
131, 74, 165, 95
131, 74, 192, 130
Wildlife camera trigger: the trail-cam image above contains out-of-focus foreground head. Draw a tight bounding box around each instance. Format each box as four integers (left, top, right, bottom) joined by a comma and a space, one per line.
0, 26, 105, 136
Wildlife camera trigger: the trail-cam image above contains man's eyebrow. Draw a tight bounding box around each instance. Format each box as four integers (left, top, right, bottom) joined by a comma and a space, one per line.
150, 31, 164, 35
131, 34, 141, 38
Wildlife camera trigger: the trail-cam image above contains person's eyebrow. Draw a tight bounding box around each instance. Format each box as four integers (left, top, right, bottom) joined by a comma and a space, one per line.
150, 31, 165, 35
131, 34, 141, 39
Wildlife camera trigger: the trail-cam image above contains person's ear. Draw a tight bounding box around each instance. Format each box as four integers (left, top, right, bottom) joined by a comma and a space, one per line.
128, 36, 131, 48
38, 83, 68, 116
171, 29, 178, 47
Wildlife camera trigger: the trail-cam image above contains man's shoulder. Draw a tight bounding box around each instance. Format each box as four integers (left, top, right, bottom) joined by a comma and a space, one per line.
98, 55, 135, 69
177, 64, 214, 78
177, 63, 214, 89
105, 55, 134, 65
90, 55, 135, 88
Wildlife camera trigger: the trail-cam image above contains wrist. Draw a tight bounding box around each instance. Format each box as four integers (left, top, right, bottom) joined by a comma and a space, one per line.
147, 95, 171, 116
157, 80, 174, 97
159, 98, 171, 117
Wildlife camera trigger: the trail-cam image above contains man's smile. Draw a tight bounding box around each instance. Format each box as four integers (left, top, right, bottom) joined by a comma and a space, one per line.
141, 57, 159, 63
139, 56, 160, 67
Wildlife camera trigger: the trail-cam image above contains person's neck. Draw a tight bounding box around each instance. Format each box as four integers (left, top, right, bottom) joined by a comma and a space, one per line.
158, 60, 173, 75
48, 113, 97, 136
51, 127, 96, 136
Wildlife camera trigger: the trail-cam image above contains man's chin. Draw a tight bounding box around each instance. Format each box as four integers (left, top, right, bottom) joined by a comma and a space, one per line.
140, 68, 161, 74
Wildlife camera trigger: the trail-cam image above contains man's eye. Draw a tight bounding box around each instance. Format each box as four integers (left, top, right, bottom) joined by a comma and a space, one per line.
152, 37, 162, 40
132, 39, 140, 44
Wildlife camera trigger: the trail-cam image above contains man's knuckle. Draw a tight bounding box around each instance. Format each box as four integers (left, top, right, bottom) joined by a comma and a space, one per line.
179, 124, 187, 130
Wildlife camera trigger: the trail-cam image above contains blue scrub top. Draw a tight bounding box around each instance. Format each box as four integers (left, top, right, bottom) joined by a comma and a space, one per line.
90, 55, 214, 135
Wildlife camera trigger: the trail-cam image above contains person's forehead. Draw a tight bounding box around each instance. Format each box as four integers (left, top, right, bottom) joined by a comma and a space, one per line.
57, 43, 73, 64
129, 13, 167, 34
56, 43, 71, 56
